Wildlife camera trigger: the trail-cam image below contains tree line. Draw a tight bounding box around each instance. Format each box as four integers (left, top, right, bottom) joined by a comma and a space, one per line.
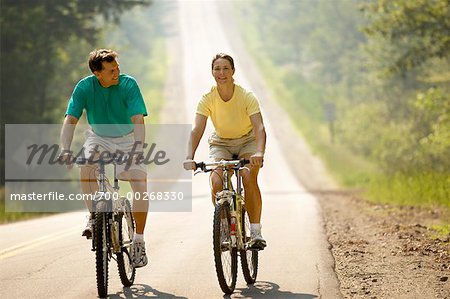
236, 0, 449, 204
0, 0, 152, 184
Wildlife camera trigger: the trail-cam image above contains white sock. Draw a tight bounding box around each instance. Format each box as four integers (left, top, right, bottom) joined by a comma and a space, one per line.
250, 223, 262, 232
133, 233, 144, 242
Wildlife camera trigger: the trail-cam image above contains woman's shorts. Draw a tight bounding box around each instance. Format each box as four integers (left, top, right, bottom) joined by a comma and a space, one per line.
208, 130, 257, 160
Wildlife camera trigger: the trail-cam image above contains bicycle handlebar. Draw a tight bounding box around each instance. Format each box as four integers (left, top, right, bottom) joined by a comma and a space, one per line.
195, 159, 250, 173
75, 154, 135, 165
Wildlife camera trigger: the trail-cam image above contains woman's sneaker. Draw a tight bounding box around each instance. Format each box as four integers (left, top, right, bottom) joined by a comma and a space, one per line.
132, 240, 148, 268
248, 224, 267, 250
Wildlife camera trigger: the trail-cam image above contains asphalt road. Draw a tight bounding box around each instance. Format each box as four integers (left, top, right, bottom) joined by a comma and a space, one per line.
0, 1, 341, 298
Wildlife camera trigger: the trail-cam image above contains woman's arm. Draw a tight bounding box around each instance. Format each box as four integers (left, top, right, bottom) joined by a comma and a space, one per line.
184, 113, 207, 170
250, 112, 266, 167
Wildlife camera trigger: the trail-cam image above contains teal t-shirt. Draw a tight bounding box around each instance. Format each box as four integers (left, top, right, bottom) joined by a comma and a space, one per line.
65, 74, 147, 137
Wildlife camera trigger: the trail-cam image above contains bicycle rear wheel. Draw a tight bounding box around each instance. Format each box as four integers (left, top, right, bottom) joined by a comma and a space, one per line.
240, 206, 258, 284
213, 201, 237, 294
94, 201, 109, 298
116, 197, 136, 287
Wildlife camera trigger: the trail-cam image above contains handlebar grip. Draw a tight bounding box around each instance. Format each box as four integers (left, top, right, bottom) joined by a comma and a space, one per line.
75, 157, 87, 165
241, 159, 250, 166
195, 162, 205, 171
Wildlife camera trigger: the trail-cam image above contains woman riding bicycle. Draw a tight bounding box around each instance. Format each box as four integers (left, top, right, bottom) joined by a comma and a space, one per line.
184, 53, 267, 250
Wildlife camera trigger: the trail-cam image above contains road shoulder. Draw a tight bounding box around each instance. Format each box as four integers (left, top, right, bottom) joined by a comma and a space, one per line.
319, 192, 450, 298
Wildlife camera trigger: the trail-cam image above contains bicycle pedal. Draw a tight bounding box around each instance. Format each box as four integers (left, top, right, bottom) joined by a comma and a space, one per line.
220, 241, 231, 251
247, 241, 266, 251
82, 230, 92, 240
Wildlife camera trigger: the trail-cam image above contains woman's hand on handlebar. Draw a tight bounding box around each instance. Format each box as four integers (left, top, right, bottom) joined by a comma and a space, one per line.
250, 152, 264, 168
183, 159, 197, 171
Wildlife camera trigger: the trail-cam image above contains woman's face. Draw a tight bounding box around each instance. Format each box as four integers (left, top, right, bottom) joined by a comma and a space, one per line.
212, 58, 234, 85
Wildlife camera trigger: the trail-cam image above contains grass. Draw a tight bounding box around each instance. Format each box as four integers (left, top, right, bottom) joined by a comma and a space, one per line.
430, 224, 450, 240
367, 172, 450, 208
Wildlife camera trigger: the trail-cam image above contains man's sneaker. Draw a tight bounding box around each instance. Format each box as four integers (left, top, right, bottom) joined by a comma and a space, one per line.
132, 240, 148, 268
82, 216, 94, 239
248, 226, 267, 250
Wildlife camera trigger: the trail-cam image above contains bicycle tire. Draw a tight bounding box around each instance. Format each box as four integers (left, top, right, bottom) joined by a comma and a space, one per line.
116, 198, 136, 286
213, 201, 237, 294
240, 206, 258, 284
95, 201, 109, 298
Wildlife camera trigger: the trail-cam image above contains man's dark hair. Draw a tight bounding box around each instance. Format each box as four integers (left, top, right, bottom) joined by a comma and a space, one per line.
88, 49, 118, 73
211, 53, 235, 70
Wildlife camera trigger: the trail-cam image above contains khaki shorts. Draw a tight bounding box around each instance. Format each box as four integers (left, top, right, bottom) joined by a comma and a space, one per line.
208, 131, 257, 160
82, 129, 147, 175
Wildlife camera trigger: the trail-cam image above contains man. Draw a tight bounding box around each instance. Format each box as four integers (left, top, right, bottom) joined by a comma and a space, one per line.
59, 49, 149, 267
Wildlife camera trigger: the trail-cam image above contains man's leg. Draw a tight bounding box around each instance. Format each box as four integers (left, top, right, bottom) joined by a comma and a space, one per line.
80, 165, 98, 238
123, 169, 149, 268
128, 170, 148, 234
80, 165, 98, 212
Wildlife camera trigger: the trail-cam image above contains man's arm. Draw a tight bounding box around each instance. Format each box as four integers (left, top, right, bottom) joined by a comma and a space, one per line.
250, 113, 266, 167
131, 114, 145, 153
59, 115, 78, 168
60, 115, 78, 151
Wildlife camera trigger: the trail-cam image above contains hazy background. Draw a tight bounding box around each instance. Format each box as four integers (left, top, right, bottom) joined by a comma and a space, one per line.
1, 0, 449, 221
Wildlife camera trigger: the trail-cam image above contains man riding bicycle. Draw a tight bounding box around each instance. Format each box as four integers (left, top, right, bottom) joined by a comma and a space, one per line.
184, 53, 267, 250
59, 49, 149, 267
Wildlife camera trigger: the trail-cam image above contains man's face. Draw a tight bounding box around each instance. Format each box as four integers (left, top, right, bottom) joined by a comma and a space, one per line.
95, 60, 120, 87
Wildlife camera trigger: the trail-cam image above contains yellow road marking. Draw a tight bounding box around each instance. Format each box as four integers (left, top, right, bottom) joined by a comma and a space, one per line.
0, 227, 78, 260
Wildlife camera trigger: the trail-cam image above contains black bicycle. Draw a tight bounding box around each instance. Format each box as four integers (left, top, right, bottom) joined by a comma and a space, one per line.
195, 159, 258, 294
76, 155, 135, 298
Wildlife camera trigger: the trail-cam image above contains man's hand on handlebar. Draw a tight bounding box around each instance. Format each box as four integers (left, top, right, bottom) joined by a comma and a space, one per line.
58, 150, 74, 170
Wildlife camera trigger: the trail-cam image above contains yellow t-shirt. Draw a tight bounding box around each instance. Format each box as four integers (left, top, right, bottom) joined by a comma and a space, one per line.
197, 84, 261, 139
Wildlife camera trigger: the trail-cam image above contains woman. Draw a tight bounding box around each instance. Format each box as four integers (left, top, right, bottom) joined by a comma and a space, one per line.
184, 53, 267, 250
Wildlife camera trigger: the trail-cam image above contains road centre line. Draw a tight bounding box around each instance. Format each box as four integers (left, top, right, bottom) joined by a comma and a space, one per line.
0, 227, 78, 260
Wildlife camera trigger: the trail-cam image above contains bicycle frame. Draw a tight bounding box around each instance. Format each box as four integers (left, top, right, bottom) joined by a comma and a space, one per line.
197, 159, 249, 250
90, 159, 128, 255
76, 155, 136, 297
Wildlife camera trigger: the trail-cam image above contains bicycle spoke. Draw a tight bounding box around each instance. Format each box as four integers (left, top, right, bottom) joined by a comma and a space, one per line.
213, 202, 237, 294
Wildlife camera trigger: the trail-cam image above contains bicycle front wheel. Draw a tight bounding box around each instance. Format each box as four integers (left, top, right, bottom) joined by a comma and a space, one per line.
213, 201, 237, 294
240, 206, 258, 284
116, 197, 136, 287
94, 201, 109, 298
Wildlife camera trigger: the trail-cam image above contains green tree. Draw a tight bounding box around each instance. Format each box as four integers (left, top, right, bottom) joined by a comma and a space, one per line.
0, 0, 151, 184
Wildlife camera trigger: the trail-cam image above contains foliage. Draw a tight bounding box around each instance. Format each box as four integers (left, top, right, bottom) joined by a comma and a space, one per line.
363, 0, 450, 76
1, 0, 151, 124
234, 0, 450, 207
0, 0, 151, 185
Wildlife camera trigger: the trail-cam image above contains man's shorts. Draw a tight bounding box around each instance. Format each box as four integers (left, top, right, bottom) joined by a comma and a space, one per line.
82, 129, 147, 175
208, 130, 257, 160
